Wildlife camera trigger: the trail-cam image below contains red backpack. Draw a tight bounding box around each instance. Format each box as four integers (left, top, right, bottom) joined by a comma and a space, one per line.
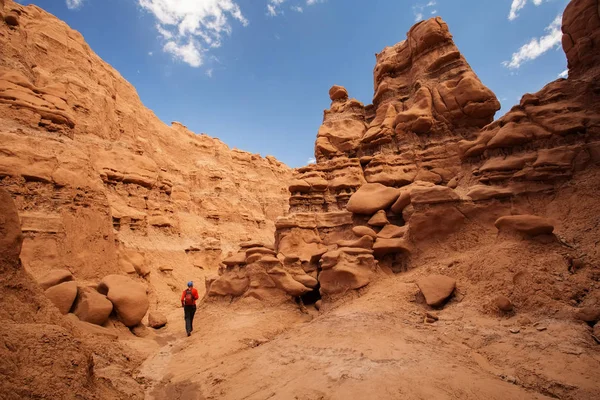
184, 289, 195, 305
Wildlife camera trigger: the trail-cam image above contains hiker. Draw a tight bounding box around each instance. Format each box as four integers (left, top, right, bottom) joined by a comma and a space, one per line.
181, 281, 199, 336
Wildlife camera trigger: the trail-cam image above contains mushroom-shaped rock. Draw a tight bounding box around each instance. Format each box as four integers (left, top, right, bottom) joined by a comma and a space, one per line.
368, 210, 389, 227
240, 241, 275, 250
207, 275, 249, 297
336, 235, 374, 250
45, 281, 78, 315
338, 247, 374, 256
346, 183, 400, 215
352, 226, 377, 239
390, 190, 411, 213
148, 312, 168, 329
268, 267, 311, 296
38, 269, 74, 290
495, 215, 554, 236
329, 85, 349, 101
377, 224, 407, 239
417, 275, 456, 307
373, 238, 412, 256
73, 287, 113, 325
222, 252, 247, 266
410, 186, 460, 205
246, 247, 277, 257
293, 273, 319, 288
289, 179, 311, 193
98, 275, 149, 327
494, 295, 513, 312
320, 250, 341, 269
282, 254, 301, 264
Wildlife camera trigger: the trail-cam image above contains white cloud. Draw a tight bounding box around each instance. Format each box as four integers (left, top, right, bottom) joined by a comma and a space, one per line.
558, 69, 568, 78
307, 157, 316, 164
164, 40, 203, 67
138, 0, 248, 68
413, 1, 436, 22
267, 0, 286, 16
206, 68, 214, 77
502, 14, 562, 69
508, 0, 547, 21
148, 51, 154, 56
291, 5, 303, 12
66, 0, 83, 9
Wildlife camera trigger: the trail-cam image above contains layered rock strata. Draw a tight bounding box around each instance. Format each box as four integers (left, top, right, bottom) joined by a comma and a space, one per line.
207, 0, 600, 305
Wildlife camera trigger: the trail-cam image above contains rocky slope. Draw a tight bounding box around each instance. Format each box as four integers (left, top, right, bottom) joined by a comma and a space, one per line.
0, 0, 291, 297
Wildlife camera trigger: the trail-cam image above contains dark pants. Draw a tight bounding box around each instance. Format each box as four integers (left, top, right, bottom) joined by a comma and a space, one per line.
184, 305, 196, 334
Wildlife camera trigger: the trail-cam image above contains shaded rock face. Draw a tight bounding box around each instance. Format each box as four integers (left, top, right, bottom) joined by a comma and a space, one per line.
0, 0, 292, 292
212, 0, 600, 306
0, 189, 123, 398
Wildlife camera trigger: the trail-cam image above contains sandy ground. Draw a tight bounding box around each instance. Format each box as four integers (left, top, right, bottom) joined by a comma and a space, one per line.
133, 270, 600, 400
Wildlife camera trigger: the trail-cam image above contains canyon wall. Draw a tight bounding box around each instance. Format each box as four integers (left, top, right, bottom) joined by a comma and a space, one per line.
0, 0, 292, 306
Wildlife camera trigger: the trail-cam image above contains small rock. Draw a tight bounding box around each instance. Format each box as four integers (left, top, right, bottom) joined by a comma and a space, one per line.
368, 210, 389, 227
315, 300, 322, 311
504, 375, 518, 384
509, 328, 520, 334
417, 275, 456, 307
148, 312, 168, 329
536, 326, 547, 332
447, 177, 458, 189
45, 281, 78, 315
494, 295, 513, 312
159, 265, 173, 272
426, 312, 438, 321
131, 324, 150, 338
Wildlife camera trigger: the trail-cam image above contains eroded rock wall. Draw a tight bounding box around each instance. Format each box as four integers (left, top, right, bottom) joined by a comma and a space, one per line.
207, 0, 600, 313
0, 0, 292, 301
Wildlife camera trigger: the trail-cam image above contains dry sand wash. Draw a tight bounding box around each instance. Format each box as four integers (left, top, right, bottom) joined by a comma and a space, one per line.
1, 0, 600, 399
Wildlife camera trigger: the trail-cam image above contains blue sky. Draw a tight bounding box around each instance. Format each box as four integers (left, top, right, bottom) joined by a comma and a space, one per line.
18, 0, 570, 167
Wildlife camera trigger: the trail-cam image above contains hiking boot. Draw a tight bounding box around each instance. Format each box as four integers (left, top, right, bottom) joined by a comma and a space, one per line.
187, 331, 191, 337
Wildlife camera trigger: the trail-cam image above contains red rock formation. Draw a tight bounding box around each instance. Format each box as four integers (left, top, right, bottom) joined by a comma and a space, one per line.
0, 0, 291, 295
209, 0, 600, 307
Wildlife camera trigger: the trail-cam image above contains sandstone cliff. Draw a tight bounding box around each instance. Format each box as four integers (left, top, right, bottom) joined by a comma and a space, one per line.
0, 0, 291, 299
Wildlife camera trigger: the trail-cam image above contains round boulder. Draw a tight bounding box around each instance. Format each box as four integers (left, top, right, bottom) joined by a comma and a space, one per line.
98, 275, 149, 327
346, 183, 400, 215
494, 295, 513, 312
45, 281, 78, 315
148, 312, 168, 329
73, 287, 113, 326
329, 85, 349, 101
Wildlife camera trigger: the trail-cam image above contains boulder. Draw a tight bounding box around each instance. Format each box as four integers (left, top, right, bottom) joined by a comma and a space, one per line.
352, 226, 377, 239
368, 210, 389, 227
495, 215, 554, 236
246, 247, 277, 257
576, 307, 600, 323
38, 269, 73, 290
148, 312, 168, 329
98, 275, 149, 327
45, 281, 78, 315
329, 85, 349, 101
336, 235, 374, 250
319, 254, 376, 295
207, 275, 249, 297
73, 287, 113, 325
373, 238, 412, 256
377, 224, 407, 239
417, 275, 456, 307
346, 183, 400, 215
494, 295, 513, 312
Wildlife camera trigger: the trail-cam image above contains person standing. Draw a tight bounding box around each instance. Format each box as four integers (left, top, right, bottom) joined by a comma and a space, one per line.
181, 281, 199, 336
